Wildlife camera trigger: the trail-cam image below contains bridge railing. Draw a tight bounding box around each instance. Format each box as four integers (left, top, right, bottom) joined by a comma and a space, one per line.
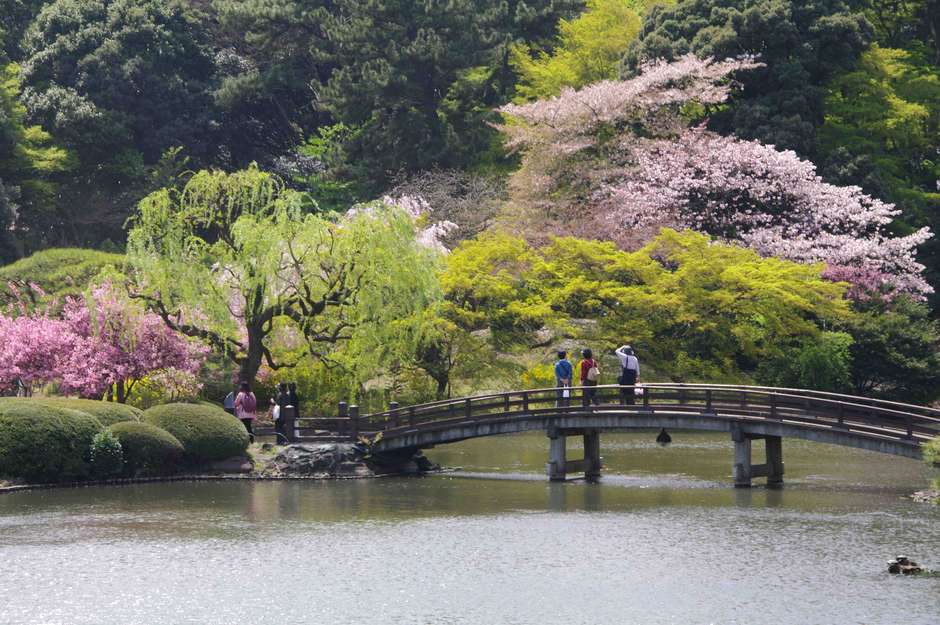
349, 384, 940, 444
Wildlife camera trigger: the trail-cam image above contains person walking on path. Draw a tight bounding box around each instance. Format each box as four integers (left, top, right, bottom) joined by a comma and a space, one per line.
554, 351, 573, 407
288, 382, 300, 419
271, 382, 290, 443
615, 345, 640, 405
579, 348, 601, 407
234, 381, 258, 443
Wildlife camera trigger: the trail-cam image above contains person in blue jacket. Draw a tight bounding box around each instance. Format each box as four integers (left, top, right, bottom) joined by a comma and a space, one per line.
554, 350, 573, 407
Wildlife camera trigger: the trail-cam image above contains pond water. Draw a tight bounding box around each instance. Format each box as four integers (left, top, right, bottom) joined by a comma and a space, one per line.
1, 432, 938, 625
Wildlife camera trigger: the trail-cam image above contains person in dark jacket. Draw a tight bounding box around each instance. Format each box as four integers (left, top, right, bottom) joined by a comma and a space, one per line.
271, 382, 290, 443
288, 382, 300, 418
554, 351, 573, 407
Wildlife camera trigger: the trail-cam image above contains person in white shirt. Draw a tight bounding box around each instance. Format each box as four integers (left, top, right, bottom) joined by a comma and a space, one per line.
615, 345, 640, 405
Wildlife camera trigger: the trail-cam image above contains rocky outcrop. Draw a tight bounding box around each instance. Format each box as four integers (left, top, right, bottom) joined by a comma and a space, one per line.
261, 443, 439, 478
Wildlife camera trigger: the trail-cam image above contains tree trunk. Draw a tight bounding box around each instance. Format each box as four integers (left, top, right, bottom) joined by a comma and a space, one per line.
237, 322, 266, 388
435, 376, 448, 401
115, 380, 126, 404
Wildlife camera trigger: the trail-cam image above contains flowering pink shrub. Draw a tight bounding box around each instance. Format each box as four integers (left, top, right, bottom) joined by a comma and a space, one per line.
0, 313, 74, 393
0, 284, 205, 399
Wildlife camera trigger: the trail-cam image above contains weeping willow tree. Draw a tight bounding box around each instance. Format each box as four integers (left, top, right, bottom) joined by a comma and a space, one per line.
125, 164, 440, 386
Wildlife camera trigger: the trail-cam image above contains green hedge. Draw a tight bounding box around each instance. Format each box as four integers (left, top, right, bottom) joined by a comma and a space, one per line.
25, 398, 142, 427
0, 401, 103, 482
0, 248, 125, 309
142, 403, 249, 463
107, 422, 184, 476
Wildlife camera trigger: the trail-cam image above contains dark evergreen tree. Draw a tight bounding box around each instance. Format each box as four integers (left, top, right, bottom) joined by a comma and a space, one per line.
623, 0, 873, 156
19, 0, 217, 245
315, 0, 582, 190
211, 0, 334, 167
0, 0, 46, 61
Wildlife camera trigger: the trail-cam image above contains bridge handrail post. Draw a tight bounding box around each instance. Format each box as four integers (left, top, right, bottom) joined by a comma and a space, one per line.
465, 397, 472, 419
643, 386, 651, 411
905, 416, 914, 439
338, 401, 349, 437
523, 391, 529, 413
837, 402, 845, 428
409, 406, 416, 427
389, 401, 399, 429
770, 393, 778, 419
705, 389, 713, 414
350, 405, 360, 440
504, 394, 511, 413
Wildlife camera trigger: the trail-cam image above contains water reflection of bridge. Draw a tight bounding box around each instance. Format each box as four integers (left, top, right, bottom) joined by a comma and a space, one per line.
297, 384, 939, 487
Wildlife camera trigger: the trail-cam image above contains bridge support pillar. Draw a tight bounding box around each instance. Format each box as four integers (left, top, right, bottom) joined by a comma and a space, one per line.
584, 429, 601, 480
765, 435, 784, 488
732, 432, 752, 488
547, 429, 567, 482
732, 425, 784, 488
547, 428, 602, 481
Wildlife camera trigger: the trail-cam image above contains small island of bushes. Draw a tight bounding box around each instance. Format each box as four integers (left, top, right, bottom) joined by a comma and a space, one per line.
0, 398, 249, 485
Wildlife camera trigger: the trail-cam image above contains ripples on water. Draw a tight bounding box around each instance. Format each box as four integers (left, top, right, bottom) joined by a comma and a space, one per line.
1, 432, 938, 625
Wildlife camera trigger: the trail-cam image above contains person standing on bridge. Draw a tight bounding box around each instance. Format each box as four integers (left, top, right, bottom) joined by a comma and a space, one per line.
554, 351, 573, 407
615, 345, 640, 405
579, 348, 601, 407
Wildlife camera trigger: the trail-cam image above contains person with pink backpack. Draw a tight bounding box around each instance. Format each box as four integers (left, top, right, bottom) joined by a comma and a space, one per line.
234, 381, 258, 443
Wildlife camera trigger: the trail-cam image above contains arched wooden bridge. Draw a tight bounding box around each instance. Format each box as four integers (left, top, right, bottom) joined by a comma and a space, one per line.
292, 384, 940, 486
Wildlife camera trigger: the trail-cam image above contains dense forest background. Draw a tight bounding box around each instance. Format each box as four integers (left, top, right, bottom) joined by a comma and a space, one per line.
1, 0, 940, 406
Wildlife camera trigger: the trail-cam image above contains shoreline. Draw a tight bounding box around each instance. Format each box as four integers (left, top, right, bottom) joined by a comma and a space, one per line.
0, 469, 454, 495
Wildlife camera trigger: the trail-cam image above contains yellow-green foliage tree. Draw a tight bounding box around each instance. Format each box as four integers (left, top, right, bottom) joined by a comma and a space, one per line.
444, 229, 851, 382
510, 0, 645, 100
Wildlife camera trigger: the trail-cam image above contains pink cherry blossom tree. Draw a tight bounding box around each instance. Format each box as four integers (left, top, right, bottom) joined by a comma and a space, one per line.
0, 284, 205, 401
57, 284, 206, 401
0, 311, 74, 395
498, 55, 933, 298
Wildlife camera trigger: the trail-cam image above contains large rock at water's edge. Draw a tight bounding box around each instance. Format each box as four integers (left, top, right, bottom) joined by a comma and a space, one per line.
266, 443, 439, 478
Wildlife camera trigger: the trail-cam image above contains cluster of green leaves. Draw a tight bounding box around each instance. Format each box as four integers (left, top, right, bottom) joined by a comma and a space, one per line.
444, 229, 851, 382
511, 0, 646, 100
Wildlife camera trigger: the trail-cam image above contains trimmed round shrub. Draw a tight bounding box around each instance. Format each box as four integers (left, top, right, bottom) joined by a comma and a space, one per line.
0, 401, 103, 482
142, 403, 249, 463
26, 398, 142, 427
89, 430, 124, 478
107, 422, 184, 476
